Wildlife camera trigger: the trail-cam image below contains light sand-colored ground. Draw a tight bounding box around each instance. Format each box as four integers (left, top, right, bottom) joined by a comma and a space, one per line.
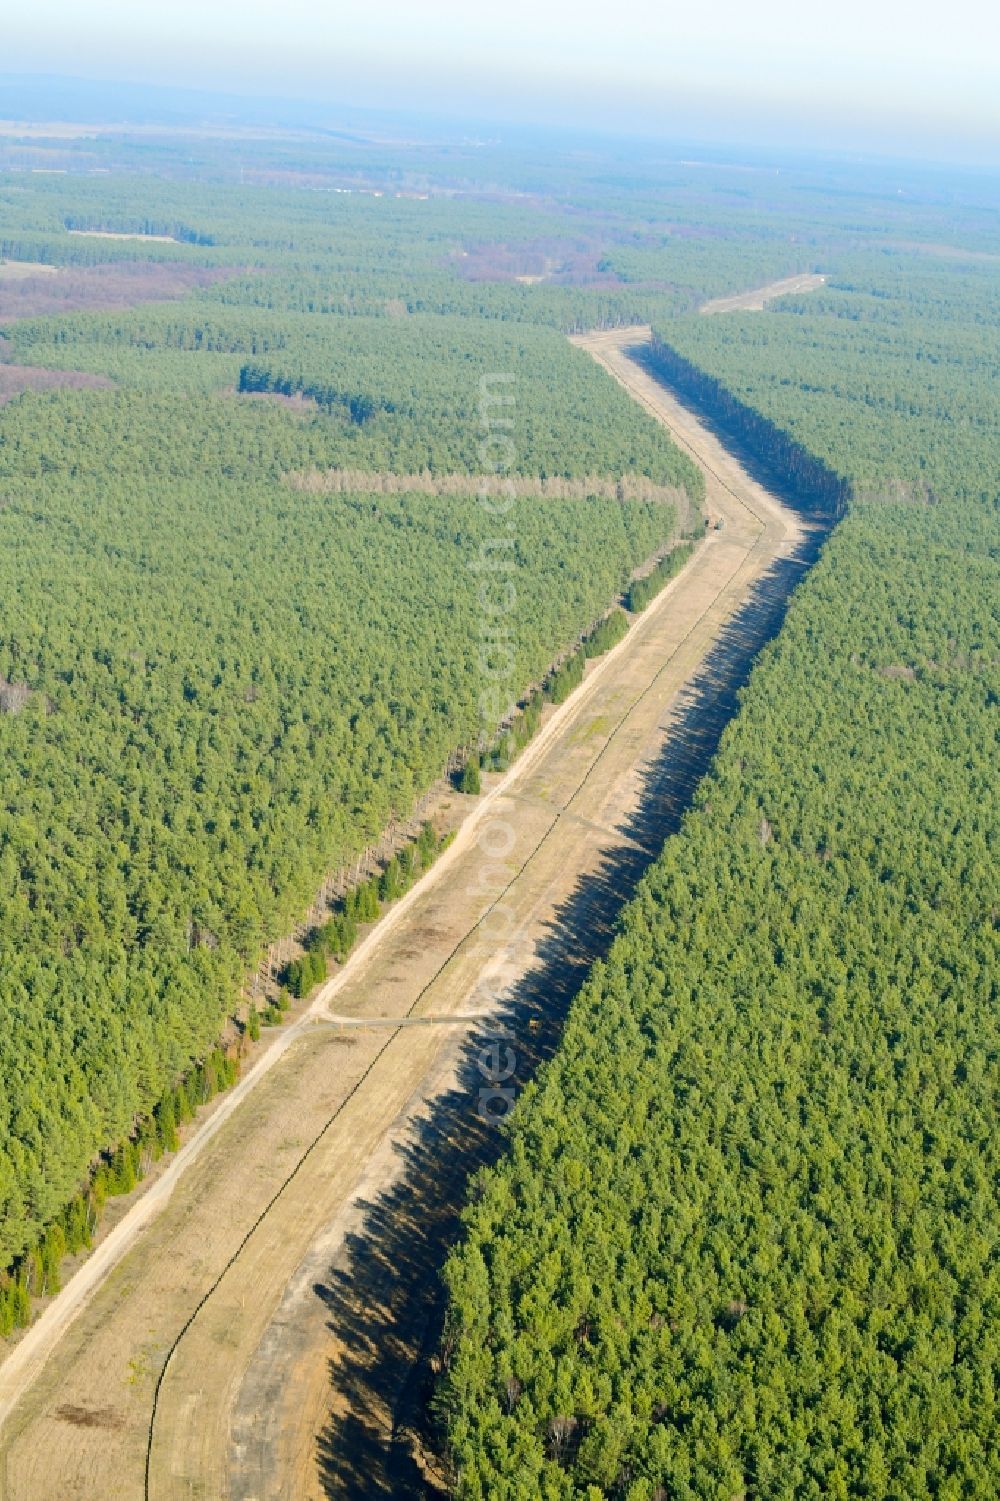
66, 230, 180, 244
700, 272, 825, 313
0, 328, 813, 1501
0, 261, 58, 279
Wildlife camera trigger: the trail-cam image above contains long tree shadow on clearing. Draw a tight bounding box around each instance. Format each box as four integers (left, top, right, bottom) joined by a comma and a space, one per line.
311, 521, 832, 1497
630, 342, 847, 523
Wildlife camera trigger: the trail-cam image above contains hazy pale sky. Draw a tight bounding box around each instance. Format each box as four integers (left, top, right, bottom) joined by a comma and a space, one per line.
5, 0, 1000, 160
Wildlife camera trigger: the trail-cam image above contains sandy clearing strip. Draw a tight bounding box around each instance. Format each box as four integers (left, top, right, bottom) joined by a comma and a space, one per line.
66, 230, 182, 243
0, 261, 58, 279
699, 271, 825, 314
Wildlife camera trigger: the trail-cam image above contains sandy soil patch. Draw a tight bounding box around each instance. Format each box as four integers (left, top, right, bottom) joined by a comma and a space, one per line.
700, 272, 826, 314
67, 230, 181, 244
0, 261, 58, 280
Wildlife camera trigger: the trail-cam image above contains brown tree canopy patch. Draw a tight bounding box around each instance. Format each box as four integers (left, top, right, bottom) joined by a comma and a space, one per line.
0, 261, 237, 322
0, 364, 114, 405
0, 678, 32, 715
452, 238, 620, 287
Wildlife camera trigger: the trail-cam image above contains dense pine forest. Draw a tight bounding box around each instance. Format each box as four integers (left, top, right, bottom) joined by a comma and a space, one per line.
0, 120, 997, 1499
0, 164, 745, 1295
438, 226, 1000, 1490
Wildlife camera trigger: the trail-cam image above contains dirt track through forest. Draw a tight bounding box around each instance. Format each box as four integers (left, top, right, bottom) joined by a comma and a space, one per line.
0, 327, 829, 1501
699, 272, 825, 314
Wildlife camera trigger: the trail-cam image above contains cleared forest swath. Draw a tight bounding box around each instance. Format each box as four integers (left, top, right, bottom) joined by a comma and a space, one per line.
0, 329, 823, 1501
699, 271, 825, 314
